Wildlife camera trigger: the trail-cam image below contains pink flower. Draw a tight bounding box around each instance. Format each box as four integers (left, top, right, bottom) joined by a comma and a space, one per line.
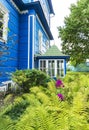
56, 79, 64, 88
57, 93, 64, 100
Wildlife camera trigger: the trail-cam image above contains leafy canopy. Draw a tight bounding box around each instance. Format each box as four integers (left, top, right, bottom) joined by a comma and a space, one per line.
58, 0, 89, 66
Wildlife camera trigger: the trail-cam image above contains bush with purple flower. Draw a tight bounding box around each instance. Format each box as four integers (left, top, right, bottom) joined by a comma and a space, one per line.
56, 79, 64, 88
57, 93, 64, 100
55, 79, 65, 101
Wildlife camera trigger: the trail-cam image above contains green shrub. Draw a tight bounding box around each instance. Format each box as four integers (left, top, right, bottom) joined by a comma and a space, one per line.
12, 69, 50, 93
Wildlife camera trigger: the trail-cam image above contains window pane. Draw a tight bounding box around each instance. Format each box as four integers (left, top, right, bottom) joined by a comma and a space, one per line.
57, 69, 60, 76
0, 12, 3, 19
40, 61, 42, 67
43, 60, 46, 67
52, 69, 54, 76
48, 61, 51, 68
48, 69, 51, 76
40, 60, 46, 73
52, 60, 54, 68
0, 21, 3, 27
0, 12, 3, 38
0, 30, 3, 38
0, 22, 3, 37
48, 60, 55, 77
61, 69, 64, 77
57, 60, 64, 77
0, 4, 8, 41
57, 61, 59, 68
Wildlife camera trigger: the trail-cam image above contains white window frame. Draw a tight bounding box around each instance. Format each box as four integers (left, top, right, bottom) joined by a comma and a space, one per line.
0, 3, 9, 42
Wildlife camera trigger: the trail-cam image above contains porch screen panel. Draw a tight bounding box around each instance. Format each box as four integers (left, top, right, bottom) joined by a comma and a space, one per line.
48, 60, 55, 77
40, 60, 46, 72
57, 60, 64, 77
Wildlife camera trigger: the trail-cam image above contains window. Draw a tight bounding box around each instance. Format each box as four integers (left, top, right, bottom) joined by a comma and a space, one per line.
57, 60, 64, 77
39, 59, 65, 77
46, 40, 49, 50
48, 60, 55, 77
40, 60, 46, 72
38, 30, 43, 54
0, 3, 9, 42
0, 12, 3, 38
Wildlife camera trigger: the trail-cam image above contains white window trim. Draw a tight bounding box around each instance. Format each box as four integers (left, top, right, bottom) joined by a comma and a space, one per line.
0, 2, 9, 42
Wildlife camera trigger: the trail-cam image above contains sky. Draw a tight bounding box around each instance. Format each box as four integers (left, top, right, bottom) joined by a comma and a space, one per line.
51, 0, 78, 48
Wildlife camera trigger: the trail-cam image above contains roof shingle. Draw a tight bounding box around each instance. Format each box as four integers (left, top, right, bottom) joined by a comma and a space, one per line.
42, 45, 68, 57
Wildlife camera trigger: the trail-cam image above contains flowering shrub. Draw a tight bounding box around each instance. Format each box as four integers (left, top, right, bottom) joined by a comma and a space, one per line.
57, 93, 64, 100
55, 79, 65, 101
56, 79, 64, 88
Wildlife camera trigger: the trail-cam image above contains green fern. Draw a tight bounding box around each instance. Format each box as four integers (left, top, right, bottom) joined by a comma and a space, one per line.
0, 72, 89, 130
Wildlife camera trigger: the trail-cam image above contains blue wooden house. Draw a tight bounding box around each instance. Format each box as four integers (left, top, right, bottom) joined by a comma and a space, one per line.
0, 0, 69, 84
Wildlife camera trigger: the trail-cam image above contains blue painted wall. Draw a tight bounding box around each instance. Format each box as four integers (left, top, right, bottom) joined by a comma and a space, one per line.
0, 0, 54, 83
0, 0, 19, 82
18, 13, 28, 70
18, 9, 50, 70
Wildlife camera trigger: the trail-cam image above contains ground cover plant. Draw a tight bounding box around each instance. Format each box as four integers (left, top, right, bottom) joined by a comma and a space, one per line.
0, 71, 89, 130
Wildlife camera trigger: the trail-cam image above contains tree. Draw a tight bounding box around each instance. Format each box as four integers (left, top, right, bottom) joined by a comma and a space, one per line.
58, 0, 89, 66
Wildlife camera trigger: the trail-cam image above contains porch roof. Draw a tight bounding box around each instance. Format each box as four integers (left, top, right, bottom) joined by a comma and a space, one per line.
12, 0, 54, 40
36, 45, 70, 59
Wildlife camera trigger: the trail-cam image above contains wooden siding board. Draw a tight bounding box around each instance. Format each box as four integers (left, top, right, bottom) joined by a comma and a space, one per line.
29, 16, 33, 69
18, 14, 28, 69
8, 22, 19, 34
0, 0, 19, 82
19, 37, 28, 43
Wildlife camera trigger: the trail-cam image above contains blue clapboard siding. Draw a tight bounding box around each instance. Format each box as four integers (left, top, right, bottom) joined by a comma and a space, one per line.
0, 0, 55, 82
18, 13, 28, 70
0, 0, 19, 82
